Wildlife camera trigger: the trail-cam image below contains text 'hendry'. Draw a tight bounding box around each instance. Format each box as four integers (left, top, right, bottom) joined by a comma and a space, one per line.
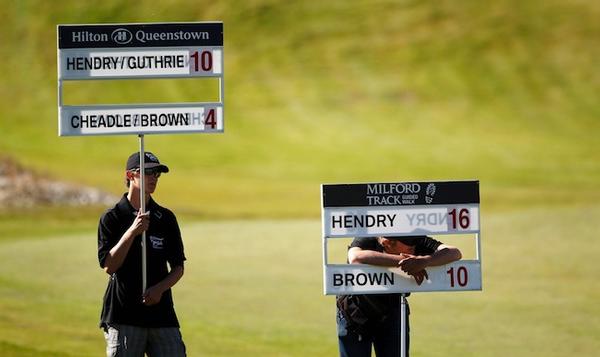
331, 214, 396, 229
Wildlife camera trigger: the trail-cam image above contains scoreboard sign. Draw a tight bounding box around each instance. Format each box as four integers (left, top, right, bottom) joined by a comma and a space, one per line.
58, 23, 223, 79
321, 180, 482, 295
57, 22, 224, 136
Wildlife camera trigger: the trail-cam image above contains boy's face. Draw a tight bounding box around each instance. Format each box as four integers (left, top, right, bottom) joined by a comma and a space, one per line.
380, 238, 416, 255
127, 170, 160, 194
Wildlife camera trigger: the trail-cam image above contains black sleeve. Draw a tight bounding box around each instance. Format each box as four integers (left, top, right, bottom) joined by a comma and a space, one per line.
349, 237, 379, 251
166, 211, 186, 268
415, 236, 443, 256
97, 211, 118, 268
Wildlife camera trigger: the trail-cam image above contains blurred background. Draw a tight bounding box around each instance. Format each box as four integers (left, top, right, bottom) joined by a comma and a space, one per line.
0, 0, 598, 356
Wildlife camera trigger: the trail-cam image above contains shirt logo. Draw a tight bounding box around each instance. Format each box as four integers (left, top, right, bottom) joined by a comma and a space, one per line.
149, 235, 164, 250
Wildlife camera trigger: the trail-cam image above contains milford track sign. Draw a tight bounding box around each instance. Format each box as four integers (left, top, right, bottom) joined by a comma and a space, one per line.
321, 180, 483, 295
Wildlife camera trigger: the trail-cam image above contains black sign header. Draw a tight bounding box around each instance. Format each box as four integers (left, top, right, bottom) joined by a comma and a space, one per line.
58, 22, 223, 49
322, 181, 479, 207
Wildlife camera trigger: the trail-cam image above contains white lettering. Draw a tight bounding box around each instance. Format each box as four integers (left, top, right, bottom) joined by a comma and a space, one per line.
71, 31, 108, 43
136, 30, 209, 43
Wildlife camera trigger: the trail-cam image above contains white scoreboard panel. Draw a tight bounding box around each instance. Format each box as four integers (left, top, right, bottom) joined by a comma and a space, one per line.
59, 48, 223, 79
59, 104, 223, 136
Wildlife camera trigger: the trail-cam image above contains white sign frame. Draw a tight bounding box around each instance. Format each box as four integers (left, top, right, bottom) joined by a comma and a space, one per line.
57, 22, 224, 137
321, 181, 482, 295
59, 103, 223, 136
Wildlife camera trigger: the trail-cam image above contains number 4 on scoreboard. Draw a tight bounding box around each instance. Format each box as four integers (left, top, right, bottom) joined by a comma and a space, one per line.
204, 108, 217, 129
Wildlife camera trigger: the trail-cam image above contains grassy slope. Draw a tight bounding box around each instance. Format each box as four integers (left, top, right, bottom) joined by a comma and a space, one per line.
1, 2, 599, 356
0, 206, 599, 356
0, 0, 599, 220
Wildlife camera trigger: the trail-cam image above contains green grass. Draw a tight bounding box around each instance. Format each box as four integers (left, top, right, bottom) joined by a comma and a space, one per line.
0, 1, 599, 354
1, 0, 599, 217
1, 206, 598, 356
0, 206, 105, 242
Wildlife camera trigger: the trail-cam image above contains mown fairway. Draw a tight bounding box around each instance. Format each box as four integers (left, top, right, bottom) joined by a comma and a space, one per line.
1, 0, 599, 356
1, 205, 598, 356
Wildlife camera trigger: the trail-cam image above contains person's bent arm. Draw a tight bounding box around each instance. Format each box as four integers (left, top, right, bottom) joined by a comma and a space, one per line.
348, 247, 411, 266
142, 265, 184, 306
349, 245, 462, 285
103, 211, 149, 275
398, 244, 462, 276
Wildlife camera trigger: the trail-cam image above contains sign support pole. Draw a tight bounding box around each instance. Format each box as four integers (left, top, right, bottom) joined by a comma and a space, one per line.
139, 135, 147, 294
400, 293, 408, 357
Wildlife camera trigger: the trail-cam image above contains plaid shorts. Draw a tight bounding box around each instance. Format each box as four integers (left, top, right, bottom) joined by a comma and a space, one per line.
104, 324, 186, 357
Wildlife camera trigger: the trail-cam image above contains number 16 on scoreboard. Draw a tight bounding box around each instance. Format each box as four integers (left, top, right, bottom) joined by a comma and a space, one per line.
448, 207, 472, 230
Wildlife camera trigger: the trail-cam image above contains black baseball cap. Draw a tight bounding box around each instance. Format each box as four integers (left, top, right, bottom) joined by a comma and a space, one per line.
126, 152, 169, 173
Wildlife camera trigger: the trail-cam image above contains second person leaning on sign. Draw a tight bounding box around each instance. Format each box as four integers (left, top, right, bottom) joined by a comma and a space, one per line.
336, 235, 462, 357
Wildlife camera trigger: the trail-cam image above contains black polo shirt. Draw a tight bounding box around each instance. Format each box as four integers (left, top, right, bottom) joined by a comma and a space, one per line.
98, 194, 186, 328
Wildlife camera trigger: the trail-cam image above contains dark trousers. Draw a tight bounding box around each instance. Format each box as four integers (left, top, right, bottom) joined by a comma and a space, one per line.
337, 306, 409, 357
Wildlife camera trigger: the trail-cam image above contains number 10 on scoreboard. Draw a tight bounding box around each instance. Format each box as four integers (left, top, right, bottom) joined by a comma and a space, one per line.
189, 49, 222, 74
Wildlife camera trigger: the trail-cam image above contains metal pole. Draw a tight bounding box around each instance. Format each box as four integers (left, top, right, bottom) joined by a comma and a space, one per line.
400, 293, 408, 357
139, 135, 147, 294
322, 235, 328, 293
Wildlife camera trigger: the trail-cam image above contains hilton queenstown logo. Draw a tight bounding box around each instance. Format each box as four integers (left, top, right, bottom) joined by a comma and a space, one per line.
111, 28, 133, 44
71, 30, 110, 43
69, 29, 134, 45
70, 28, 211, 45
